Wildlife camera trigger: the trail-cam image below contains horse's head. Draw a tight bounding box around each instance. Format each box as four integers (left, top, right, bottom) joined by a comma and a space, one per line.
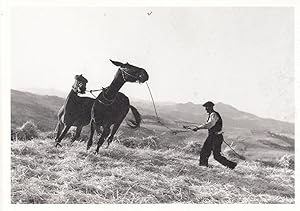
73, 74, 88, 94
110, 60, 149, 83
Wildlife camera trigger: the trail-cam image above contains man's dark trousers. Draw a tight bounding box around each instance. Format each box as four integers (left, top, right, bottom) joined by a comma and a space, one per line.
199, 133, 237, 169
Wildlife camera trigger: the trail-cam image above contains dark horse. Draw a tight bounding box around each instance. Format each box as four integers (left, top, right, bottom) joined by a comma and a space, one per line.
87, 60, 149, 153
55, 75, 94, 146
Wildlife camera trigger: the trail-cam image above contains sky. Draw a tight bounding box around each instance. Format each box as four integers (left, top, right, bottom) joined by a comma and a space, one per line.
10, 7, 294, 122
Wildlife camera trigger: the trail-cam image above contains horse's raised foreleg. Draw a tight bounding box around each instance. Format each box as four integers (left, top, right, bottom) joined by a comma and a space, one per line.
87, 121, 95, 151
95, 126, 111, 153
71, 126, 82, 144
55, 124, 71, 147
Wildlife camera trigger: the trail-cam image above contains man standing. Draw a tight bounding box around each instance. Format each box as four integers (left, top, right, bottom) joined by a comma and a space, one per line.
191, 101, 237, 169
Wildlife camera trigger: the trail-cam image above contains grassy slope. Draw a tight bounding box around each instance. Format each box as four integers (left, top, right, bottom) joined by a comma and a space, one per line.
120, 123, 294, 162
11, 138, 294, 204
11, 90, 64, 131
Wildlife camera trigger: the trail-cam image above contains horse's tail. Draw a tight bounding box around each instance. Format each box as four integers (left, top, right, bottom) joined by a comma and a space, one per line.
126, 105, 142, 128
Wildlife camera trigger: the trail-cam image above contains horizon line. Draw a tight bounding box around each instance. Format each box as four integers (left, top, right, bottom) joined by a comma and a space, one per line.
11, 88, 294, 124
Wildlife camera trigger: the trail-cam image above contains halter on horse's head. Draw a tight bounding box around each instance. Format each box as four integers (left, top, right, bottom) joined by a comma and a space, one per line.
110, 60, 149, 83
72, 74, 88, 94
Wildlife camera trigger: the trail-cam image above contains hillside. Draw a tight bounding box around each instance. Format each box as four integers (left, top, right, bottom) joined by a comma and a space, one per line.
130, 101, 294, 134
11, 89, 294, 161
11, 90, 65, 131
11, 89, 294, 133
11, 137, 294, 204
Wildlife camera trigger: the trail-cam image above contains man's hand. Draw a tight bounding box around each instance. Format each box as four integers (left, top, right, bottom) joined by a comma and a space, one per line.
183, 125, 199, 132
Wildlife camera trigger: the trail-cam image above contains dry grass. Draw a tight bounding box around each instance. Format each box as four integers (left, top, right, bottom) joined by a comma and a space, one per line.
11, 137, 294, 204
11, 121, 39, 141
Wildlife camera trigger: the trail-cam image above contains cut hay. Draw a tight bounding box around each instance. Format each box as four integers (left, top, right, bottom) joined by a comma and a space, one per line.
11, 137, 294, 204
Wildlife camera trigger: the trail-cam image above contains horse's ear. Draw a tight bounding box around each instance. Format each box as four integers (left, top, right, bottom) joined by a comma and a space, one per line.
110, 59, 124, 67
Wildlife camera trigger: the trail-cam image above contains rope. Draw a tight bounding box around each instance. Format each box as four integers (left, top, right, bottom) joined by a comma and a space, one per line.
87, 89, 103, 92
222, 139, 246, 160
145, 82, 160, 122
144, 82, 245, 160
145, 82, 190, 135
88, 89, 114, 105
88, 90, 100, 100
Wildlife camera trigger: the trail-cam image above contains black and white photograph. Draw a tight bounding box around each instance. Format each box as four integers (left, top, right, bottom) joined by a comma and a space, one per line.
0, 0, 298, 209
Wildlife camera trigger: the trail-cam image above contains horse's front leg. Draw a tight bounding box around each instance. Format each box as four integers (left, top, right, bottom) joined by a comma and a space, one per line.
71, 126, 82, 144
106, 120, 122, 149
55, 124, 71, 147
87, 121, 95, 151
95, 126, 111, 154
54, 121, 64, 141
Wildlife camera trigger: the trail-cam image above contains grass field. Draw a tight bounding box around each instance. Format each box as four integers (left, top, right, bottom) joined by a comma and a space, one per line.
11, 135, 294, 204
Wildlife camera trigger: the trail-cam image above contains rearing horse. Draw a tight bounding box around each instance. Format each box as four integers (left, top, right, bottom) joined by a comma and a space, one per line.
87, 60, 149, 153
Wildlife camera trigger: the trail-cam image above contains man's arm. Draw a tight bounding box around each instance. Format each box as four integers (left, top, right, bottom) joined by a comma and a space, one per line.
193, 112, 219, 131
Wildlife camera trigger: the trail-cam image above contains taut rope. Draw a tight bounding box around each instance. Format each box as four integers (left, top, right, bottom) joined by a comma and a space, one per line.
88, 89, 103, 92
145, 82, 190, 135
88, 88, 115, 105
87, 89, 102, 99
87, 83, 191, 134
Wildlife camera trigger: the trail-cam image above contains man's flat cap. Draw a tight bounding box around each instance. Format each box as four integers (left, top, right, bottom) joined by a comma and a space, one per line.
202, 101, 215, 107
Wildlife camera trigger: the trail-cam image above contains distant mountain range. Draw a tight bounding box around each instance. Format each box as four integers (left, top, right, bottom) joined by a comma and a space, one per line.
11, 89, 293, 135
11, 89, 295, 161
